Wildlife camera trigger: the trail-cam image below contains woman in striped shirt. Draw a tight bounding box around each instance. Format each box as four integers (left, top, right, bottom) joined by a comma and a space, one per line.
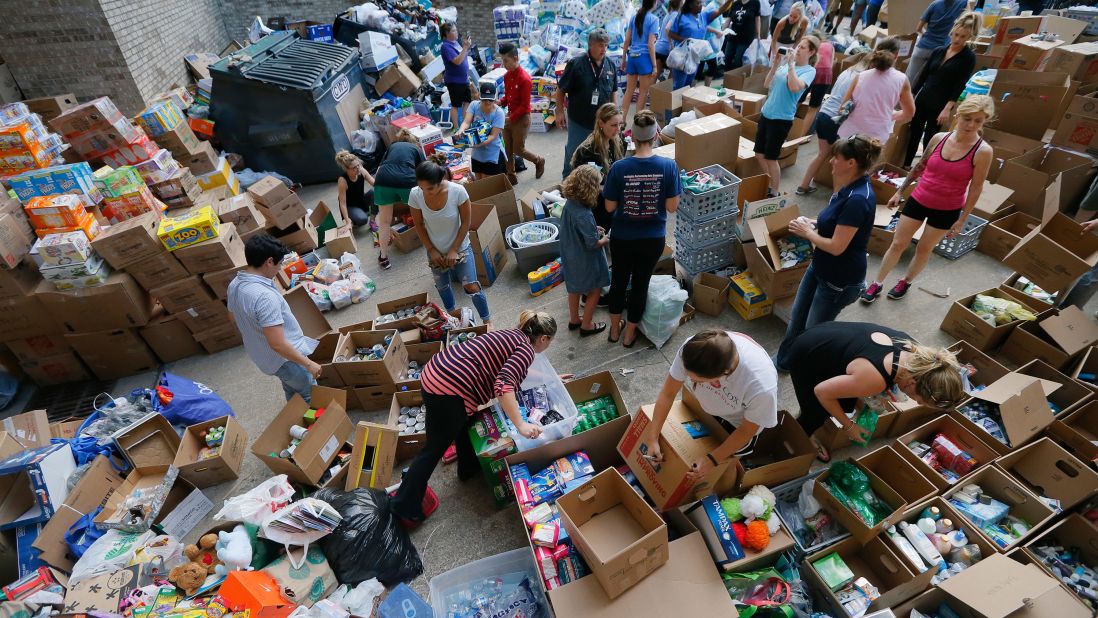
390, 310, 557, 523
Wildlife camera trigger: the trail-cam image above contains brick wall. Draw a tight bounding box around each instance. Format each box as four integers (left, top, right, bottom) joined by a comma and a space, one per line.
434, 0, 498, 49
0, 0, 143, 114
102, 0, 230, 112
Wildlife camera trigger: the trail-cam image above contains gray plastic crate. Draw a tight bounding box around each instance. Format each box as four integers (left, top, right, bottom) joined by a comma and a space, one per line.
675, 236, 738, 276
504, 218, 561, 275
679, 165, 741, 223
933, 214, 988, 260
772, 470, 852, 559
674, 209, 740, 246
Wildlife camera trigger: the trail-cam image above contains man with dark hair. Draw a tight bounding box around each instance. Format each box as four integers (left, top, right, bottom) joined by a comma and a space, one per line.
227, 234, 321, 403
556, 29, 619, 177
499, 42, 545, 185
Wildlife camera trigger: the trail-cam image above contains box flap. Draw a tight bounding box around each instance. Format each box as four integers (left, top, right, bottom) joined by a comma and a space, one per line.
1038, 306, 1098, 355
1043, 15, 1087, 43
285, 286, 332, 339
747, 205, 801, 267
978, 373, 1055, 404
974, 182, 1015, 214
939, 554, 1061, 618
1039, 175, 1063, 226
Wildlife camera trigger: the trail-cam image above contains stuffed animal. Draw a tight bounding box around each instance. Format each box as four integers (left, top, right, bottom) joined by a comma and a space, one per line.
214, 524, 253, 576
169, 561, 208, 596
183, 534, 222, 574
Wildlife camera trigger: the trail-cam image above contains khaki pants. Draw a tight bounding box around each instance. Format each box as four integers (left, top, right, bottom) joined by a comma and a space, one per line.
503, 113, 540, 176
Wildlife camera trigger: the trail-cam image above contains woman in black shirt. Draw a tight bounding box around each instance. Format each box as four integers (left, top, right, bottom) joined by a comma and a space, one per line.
720, 0, 762, 71
788, 321, 965, 461
904, 12, 978, 167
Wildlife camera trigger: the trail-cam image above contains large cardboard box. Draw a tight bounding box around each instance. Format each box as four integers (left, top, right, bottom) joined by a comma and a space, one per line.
31, 456, 122, 571
743, 240, 807, 302
345, 421, 397, 490
110, 412, 179, 469
387, 390, 426, 460
251, 388, 353, 485
999, 306, 1098, 369
674, 114, 742, 173
0, 295, 58, 341
813, 459, 908, 543
36, 273, 152, 332
981, 127, 1045, 165
1004, 178, 1098, 293
20, 351, 89, 385
989, 70, 1074, 139
66, 329, 158, 381
938, 287, 1034, 350
995, 437, 1097, 511
1018, 358, 1094, 418
469, 202, 507, 286
1020, 514, 1098, 611
216, 194, 265, 235
375, 292, 430, 331
465, 174, 519, 229
1000, 34, 1064, 71
649, 79, 688, 122
125, 251, 189, 291
1040, 42, 1098, 83
139, 314, 203, 363
732, 410, 814, 491
691, 272, 729, 316
333, 330, 407, 386
969, 181, 1016, 221
954, 372, 1055, 455
941, 466, 1055, 550
173, 416, 248, 488
148, 275, 215, 313
5, 335, 71, 363
892, 415, 1001, 492
0, 443, 75, 529
376, 61, 422, 98
1053, 93, 1098, 154
1049, 399, 1098, 464
804, 536, 934, 615
0, 263, 43, 299
557, 468, 669, 599
174, 222, 245, 275
998, 147, 1096, 217
977, 211, 1040, 261
90, 211, 163, 269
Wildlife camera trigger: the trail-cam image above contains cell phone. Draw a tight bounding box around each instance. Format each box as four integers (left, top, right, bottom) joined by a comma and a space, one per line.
778, 47, 788, 56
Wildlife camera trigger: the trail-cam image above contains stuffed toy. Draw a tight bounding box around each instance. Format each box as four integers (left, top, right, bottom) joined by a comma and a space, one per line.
169, 561, 208, 596
214, 525, 253, 576
183, 534, 222, 574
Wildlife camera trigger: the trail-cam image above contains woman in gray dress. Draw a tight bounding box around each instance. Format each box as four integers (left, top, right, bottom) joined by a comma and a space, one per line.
559, 165, 611, 336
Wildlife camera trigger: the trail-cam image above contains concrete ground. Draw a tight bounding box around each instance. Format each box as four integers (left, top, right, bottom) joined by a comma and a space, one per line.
77, 123, 1089, 599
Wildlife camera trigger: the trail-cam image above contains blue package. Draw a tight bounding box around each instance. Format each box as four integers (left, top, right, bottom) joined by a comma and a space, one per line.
529, 465, 561, 505
684, 494, 745, 566
378, 583, 432, 618
510, 462, 532, 483
554, 451, 594, 483
562, 474, 593, 495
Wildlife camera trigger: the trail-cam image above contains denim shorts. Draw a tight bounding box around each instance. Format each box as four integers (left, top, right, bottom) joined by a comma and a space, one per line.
626, 53, 654, 76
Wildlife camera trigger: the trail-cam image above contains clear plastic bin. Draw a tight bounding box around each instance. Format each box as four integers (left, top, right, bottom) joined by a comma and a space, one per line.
772, 470, 852, 559
429, 548, 550, 618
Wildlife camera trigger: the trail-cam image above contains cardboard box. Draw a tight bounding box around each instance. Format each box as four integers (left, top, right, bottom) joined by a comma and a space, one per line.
376, 61, 422, 97
941, 465, 1055, 550
856, 445, 938, 505
345, 422, 398, 490
674, 114, 742, 173
172, 299, 230, 335
22, 94, 78, 123
1004, 178, 1098, 293
1001, 34, 1065, 71
743, 214, 809, 301
0, 295, 58, 341
1071, 346, 1098, 394
271, 212, 320, 253
0, 411, 50, 451
173, 222, 245, 275
732, 410, 814, 492
109, 412, 179, 470
998, 147, 1096, 218
195, 322, 242, 354
0, 443, 75, 529
323, 226, 357, 257
887, 496, 999, 578
813, 459, 908, 543
256, 193, 307, 231
1040, 42, 1098, 83
125, 251, 189, 290
19, 351, 89, 385
804, 536, 934, 615
1000, 306, 1098, 369
469, 202, 507, 286
33, 275, 152, 340
989, 70, 1074, 139
139, 314, 204, 362
938, 287, 1033, 350
557, 468, 668, 599
1018, 358, 1094, 417
685, 492, 795, 573
90, 211, 163, 269
617, 395, 734, 511
649, 79, 689, 122
977, 211, 1040, 261
0, 263, 43, 299
66, 329, 158, 381
955, 371, 1056, 455
995, 437, 1097, 511
251, 388, 354, 485
1052, 93, 1098, 154
219, 571, 294, 618
465, 174, 518, 230
333, 330, 407, 386
31, 456, 122, 571
182, 142, 220, 175
173, 416, 248, 488
375, 292, 430, 331
148, 275, 215, 313
202, 265, 245, 300
1020, 513, 1098, 611
217, 193, 264, 234
689, 272, 728, 316
387, 390, 426, 460
246, 176, 294, 207
5, 335, 70, 363
813, 397, 900, 453
981, 127, 1045, 165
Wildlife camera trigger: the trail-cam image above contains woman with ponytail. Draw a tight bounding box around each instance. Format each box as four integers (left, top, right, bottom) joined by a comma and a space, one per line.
836, 37, 915, 144
622, 0, 660, 124
787, 322, 964, 461
391, 310, 557, 524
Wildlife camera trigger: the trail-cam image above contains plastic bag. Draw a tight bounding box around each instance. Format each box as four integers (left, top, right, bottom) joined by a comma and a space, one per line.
156, 373, 233, 427
131, 535, 185, 573
639, 275, 688, 349
746, 37, 772, 67
851, 406, 878, 447
69, 529, 155, 584
351, 130, 381, 153
509, 354, 581, 451
313, 259, 342, 284
303, 281, 333, 312
797, 479, 821, 518
312, 488, 423, 586
662, 111, 698, 139
215, 475, 295, 526
64, 509, 106, 560
327, 579, 385, 616
971, 294, 1036, 325
825, 461, 893, 527
328, 280, 353, 310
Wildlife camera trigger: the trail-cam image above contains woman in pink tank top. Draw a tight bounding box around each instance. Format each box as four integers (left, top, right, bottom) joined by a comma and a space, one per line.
861, 94, 996, 304
837, 38, 915, 143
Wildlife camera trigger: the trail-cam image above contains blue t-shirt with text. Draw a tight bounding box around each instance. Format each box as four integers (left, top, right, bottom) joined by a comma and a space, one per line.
603, 155, 682, 240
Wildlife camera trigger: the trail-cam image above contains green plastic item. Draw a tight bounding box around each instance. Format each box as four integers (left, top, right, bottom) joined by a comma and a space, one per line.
812, 552, 855, 591
721, 497, 744, 522
852, 406, 879, 447
826, 460, 893, 526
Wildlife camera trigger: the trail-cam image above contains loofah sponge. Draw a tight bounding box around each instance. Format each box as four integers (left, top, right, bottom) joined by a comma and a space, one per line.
741, 494, 768, 521
732, 521, 748, 546
766, 513, 781, 535
746, 485, 776, 520
744, 519, 771, 552
721, 497, 744, 522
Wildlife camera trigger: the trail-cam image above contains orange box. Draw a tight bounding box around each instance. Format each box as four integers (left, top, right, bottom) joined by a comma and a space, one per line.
218, 571, 294, 618
34, 213, 102, 241
101, 187, 165, 224
25, 195, 89, 229
189, 117, 214, 139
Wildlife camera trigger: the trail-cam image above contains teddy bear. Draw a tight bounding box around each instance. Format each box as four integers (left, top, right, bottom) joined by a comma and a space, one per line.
169, 561, 208, 597
184, 533, 223, 574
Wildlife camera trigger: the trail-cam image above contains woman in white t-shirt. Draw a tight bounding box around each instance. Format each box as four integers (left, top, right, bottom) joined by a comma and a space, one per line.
640, 329, 779, 479
408, 155, 491, 323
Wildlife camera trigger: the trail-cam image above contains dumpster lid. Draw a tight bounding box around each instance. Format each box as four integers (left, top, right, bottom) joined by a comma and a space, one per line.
214, 31, 358, 91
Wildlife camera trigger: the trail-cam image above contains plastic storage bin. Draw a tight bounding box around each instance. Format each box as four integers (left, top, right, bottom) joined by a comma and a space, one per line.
933, 214, 988, 260
505, 217, 561, 275
679, 165, 741, 223
428, 548, 550, 618
674, 209, 739, 246
675, 236, 738, 276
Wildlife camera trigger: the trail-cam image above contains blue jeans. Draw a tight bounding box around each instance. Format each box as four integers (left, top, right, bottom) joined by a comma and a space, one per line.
1060, 263, 1098, 312
431, 245, 491, 321
562, 118, 592, 177
672, 68, 695, 90
274, 360, 316, 403
775, 264, 865, 370
724, 40, 752, 71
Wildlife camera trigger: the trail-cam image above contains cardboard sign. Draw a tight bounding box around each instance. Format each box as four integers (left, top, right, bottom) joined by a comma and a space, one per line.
62, 566, 139, 613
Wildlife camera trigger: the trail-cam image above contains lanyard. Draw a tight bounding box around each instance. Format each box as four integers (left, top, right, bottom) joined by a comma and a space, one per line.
588, 56, 604, 83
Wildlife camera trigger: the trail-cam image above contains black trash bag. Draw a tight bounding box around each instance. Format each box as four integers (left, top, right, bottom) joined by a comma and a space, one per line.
313, 487, 423, 586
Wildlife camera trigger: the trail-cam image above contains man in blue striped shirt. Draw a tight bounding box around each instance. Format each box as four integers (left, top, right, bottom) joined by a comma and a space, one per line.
227, 234, 320, 403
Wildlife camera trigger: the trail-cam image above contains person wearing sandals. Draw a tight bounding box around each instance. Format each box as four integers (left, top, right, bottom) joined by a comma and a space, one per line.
861, 94, 994, 304
640, 330, 778, 477
372, 131, 425, 271
559, 165, 611, 336
602, 110, 681, 348
335, 150, 374, 230
787, 321, 965, 461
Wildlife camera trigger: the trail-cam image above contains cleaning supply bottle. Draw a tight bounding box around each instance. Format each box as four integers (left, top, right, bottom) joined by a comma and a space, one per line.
887, 525, 929, 572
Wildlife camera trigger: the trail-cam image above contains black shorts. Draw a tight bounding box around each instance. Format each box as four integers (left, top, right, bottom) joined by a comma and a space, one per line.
446, 82, 473, 107
805, 82, 829, 108
655, 52, 669, 64
754, 115, 794, 160
696, 58, 722, 80
902, 195, 962, 230
471, 153, 507, 177
816, 112, 840, 144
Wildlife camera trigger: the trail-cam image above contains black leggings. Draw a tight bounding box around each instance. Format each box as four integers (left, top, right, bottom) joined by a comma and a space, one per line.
391, 391, 477, 520
905, 106, 941, 167
608, 236, 665, 323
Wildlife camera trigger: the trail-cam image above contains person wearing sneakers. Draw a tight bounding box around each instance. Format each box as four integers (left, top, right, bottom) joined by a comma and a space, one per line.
795, 54, 869, 196
787, 322, 965, 461
499, 43, 546, 185
456, 83, 508, 179
390, 311, 555, 524
756, 35, 817, 198
372, 131, 425, 271
774, 135, 880, 372
861, 94, 994, 304
640, 330, 779, 479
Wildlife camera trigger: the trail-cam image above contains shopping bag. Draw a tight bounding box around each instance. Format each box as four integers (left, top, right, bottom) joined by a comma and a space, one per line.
155, 373, 233, 427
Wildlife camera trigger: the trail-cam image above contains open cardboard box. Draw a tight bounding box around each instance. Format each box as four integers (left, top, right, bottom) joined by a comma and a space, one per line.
941, 465, 1056, 551
856, 445, 938, 506
1000, 306, 1098, 370
557, 468, 669, 599
814, 397, 900, 453
375, 292, 430, 331
31, 455, 122, 571
251, 387, 353, 485
308, 331, 343, 388
970, 181, 1016, 221
742, 238, 808, 303
868, 201, 923, 257
111, 412, 180, 469
618, 391, 734, 511
503, 416, 738, 616
813, 459, 908, 544
566, 371, 627, 423
887, 496, 999, 575
685, 492, 795, 573
892, 415, 1000, 492
464, 174, 518, 230
1047, 400, 1098, 465
93, 464, 181, 531
737, 194, 790, 243
1021, 513, 1098, 610
954, 372, 1056, 455
649, 79, 689, 122
980, 128, 1045, 168
173, 416, 248, 488
333, 330, 408, 386
387, 389, 426, 460
1004, 178, 1098, 294
446, 324, 490, 347
1017, 358, 1093, 417
730, 410, 815, 493
691, 272, 729, 317
1000, 147, 1097, 218
988, 70, 1074, 141
803, 536, 934, 615
345, 421, 397, 490
999, 272, 1056, 313
1071, 346, 1098, 394
938, 288, 1034, 351
994, 437, 1098, 511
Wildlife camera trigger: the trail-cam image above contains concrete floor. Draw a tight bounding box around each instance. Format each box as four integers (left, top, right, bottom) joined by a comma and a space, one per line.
93, 124, 1066, 599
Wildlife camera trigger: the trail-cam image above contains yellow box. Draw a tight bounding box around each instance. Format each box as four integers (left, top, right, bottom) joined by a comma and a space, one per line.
196, 156, 233, 191
157, 205, 220, 251
728, 272, 774, 320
